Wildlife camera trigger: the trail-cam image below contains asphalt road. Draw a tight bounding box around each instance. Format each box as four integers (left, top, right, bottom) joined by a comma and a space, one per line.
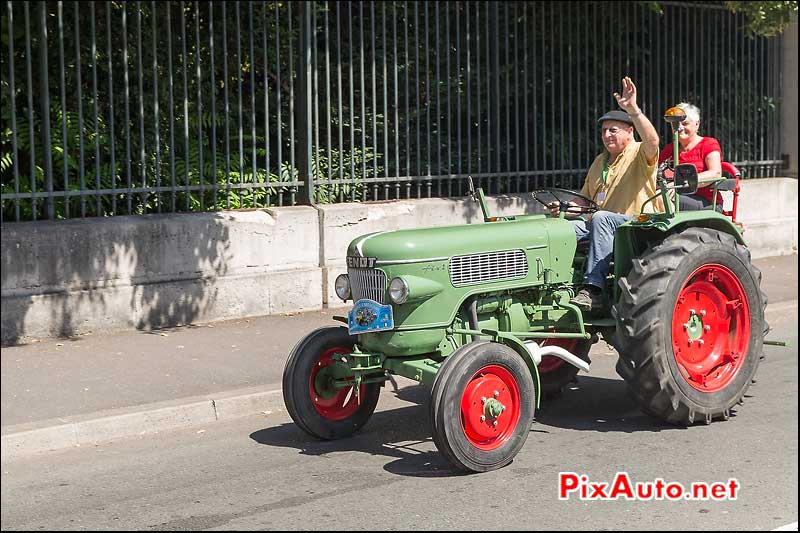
1, 308, 796, 531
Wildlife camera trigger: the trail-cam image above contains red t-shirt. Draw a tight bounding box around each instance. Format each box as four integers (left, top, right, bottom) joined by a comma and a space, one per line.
658, 137, 723, 204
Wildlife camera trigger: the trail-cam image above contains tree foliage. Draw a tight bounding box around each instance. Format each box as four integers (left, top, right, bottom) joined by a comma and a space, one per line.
726, 1, 798, 37
642, 1, 798, 37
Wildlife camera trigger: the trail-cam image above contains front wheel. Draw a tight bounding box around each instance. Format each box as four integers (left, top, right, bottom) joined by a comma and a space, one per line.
613, 228, 765, 424
282, 326, 381, 439
430, 341, 535, 472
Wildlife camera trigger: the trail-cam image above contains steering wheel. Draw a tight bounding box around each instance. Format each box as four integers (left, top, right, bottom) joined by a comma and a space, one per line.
530, 187, 600, 217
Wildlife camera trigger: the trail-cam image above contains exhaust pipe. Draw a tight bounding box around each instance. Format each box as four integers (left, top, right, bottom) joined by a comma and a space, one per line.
524, 340, 590, 373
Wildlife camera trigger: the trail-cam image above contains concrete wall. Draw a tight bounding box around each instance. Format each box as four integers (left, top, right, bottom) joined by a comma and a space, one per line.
736, 178, 798, 259
1, 209, 321, 344
1, 178, 796, 343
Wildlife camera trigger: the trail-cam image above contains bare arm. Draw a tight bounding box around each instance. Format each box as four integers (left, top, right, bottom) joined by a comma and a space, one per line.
698, 150, 722, 183
613, 76, 660, 164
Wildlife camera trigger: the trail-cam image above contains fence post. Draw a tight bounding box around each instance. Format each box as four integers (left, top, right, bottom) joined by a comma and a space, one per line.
489, 2, 500, 194
296, 1, 315, 204
781, 21, 798, 178
38, 1, 54, 219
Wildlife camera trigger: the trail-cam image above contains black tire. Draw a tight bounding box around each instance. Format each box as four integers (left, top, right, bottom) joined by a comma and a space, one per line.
613, 227, 766, 424
430, 341, 535, 472
282, 326, 381, 439
537, 338, 593, 395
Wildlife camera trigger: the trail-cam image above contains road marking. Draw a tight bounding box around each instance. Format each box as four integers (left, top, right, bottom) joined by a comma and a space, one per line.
772, 522, 798, 531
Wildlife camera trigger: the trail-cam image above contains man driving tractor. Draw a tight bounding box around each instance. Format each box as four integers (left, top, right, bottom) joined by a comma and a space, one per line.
548, 76, 662, 311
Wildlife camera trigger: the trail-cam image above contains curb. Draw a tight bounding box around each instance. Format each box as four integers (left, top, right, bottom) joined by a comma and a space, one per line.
2, 299, 796, 462
1, 385, 285, 461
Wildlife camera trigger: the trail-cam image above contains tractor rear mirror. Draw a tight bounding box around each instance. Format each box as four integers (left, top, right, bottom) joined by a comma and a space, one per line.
673, 163, 698, 194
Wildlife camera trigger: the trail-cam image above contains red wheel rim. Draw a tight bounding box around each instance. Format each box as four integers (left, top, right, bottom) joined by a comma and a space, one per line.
538, 338, 580, 374
460, 364, 522, 450
308, 345, 362, 421
671, 264, 751, 393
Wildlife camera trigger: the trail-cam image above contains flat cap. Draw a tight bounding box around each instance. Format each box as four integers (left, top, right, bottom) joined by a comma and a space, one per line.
597, 109, 634, 126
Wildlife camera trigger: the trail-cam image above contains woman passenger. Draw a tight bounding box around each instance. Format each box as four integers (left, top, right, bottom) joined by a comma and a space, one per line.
658, 102, 723, 211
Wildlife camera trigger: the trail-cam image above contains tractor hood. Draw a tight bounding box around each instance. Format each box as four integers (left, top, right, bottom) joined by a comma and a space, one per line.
344, 214, 579, 357
347, 216, 567, 262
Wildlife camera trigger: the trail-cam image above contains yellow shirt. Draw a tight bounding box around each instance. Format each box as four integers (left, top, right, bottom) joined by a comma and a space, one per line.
580, 141, 661, 216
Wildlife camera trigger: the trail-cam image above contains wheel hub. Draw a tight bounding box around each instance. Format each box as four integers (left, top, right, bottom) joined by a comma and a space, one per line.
684, 312, 704, 341
312, 365, 338, 399
483, 397, 506, 419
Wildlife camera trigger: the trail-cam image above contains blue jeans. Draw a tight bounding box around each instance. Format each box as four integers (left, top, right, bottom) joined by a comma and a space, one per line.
572, 211, 631, 290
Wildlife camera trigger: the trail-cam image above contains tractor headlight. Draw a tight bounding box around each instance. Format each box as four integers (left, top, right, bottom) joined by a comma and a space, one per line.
335, 274, 351, 301
388, 277, 409, 304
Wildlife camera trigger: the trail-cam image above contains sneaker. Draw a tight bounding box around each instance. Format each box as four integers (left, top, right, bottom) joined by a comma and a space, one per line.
570, 287, 603, 311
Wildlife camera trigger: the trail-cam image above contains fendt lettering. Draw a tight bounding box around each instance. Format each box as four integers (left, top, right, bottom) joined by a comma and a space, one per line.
346, 256, 377, 269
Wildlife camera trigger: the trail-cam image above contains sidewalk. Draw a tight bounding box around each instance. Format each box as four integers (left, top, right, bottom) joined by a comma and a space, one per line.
2, 254, 797, 459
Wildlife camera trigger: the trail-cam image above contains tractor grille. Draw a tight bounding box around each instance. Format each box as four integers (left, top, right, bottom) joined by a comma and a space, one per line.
449, 249, 528, 287
348, 268, 387, 304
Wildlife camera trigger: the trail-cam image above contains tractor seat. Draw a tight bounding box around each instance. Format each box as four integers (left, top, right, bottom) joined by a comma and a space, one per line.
681, 162, 741, 223
717, 161, 741, 224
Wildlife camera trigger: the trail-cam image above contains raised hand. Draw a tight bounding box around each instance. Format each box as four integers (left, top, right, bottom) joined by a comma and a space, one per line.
613, 76, 639, 114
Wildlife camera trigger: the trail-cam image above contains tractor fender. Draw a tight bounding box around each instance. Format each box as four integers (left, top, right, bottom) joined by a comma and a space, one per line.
668, 215, 745, 245
615, 212, 745, 283
627, 211, 745, 245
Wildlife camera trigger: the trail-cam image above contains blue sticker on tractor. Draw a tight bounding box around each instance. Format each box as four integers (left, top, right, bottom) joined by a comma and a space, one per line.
348, 299, 394, 334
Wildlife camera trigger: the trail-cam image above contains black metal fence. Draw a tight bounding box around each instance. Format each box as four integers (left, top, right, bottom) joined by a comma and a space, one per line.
0, 1, 786, 222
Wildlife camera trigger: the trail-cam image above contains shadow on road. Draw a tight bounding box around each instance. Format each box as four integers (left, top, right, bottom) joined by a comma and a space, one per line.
249, 373, 733, 477
536, 374, 745, 431
249, 385, 466, 478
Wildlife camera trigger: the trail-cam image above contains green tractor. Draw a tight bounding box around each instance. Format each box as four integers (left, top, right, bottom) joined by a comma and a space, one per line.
282, 107, 770, 473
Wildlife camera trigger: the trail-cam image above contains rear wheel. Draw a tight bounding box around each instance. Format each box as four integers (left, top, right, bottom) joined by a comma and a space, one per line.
613, 228, 765, 424
282, 326, 381, 439
431, 342, 535, 472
